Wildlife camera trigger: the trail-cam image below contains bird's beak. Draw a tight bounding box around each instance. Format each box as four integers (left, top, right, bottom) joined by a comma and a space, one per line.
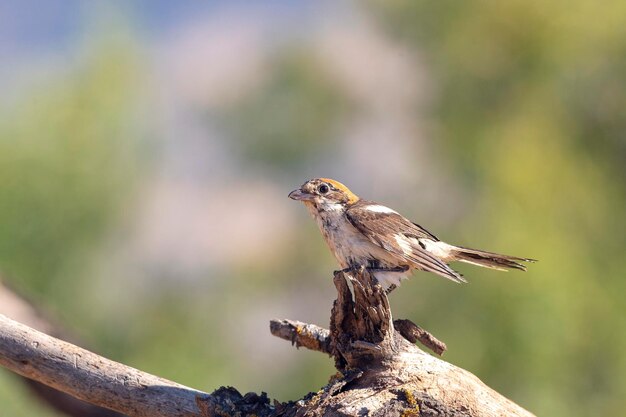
289, 188, 315, 201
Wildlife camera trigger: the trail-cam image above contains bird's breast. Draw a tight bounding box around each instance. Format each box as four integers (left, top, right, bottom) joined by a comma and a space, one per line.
307, 205, 398, 269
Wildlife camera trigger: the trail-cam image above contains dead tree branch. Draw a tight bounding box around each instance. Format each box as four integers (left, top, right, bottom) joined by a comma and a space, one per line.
393, 318, 447, 356
269, 319, 331, 354
272, 269, 536, 417
0, 314, 270, 417
0, 280, 126, 416
0, 269, 537, 417
269, 313, 446, 357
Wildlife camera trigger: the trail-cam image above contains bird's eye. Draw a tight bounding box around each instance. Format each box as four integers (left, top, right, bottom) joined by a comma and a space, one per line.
318, 184, 329, 194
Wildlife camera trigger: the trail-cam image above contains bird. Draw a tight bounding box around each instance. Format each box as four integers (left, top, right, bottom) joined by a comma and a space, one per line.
289, 178, 535, 291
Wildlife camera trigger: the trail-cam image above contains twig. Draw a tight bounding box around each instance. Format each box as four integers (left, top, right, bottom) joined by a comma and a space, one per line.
393, 319, 447, 356
269, 319, 331, 354
270, 318, 447, 356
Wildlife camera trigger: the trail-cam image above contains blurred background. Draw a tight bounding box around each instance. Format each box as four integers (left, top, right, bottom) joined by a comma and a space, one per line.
1, 1, 625, 416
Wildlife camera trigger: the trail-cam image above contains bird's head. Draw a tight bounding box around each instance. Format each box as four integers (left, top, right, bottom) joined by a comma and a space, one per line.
289, 178, 359, 210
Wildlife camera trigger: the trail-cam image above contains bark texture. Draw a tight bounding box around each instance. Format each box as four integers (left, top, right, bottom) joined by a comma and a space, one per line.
0, 270, 536, 417
0, 280, 126, 416
271, 269, 536, 417
0, 314, 211, 417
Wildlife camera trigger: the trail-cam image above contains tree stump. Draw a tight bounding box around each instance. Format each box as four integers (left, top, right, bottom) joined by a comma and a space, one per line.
270, 269, 535, 417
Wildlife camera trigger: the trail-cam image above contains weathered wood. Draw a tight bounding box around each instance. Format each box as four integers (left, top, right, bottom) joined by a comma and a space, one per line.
273, 270, 536, 417
270, 315, 446, 357
329, 269, 397, 370
0, 281, 126, 416
195, 387, 272, 417
393, 318, 447, 356
269, 319, 331, 355
0, 268, 537, 417
0, 314, 208, 417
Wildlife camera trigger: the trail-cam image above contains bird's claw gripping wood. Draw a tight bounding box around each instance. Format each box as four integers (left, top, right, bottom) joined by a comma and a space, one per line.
333, 265, 366, 276
334, 265, 409, 277
334, 265, 408, 295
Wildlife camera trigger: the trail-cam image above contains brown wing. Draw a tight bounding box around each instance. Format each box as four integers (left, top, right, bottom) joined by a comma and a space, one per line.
346, 201, 466, 283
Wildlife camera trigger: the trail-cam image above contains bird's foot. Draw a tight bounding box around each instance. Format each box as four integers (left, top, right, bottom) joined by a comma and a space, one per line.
334, 265, 409, 275
366, 266, 409, 294
334, 265, 366, 275
384, 285, 397, 295
333, 265, 409, 295
366, 265, 410, 273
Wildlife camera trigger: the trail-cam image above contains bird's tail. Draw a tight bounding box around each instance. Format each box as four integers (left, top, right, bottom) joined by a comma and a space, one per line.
449, 245, 536, 272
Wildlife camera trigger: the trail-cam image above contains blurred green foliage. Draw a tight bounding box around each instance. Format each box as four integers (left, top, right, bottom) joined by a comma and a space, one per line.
0, 47, 140, 297
218, 52, 352, 172
371, 1, 626, 415
0, 42, 142, 416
